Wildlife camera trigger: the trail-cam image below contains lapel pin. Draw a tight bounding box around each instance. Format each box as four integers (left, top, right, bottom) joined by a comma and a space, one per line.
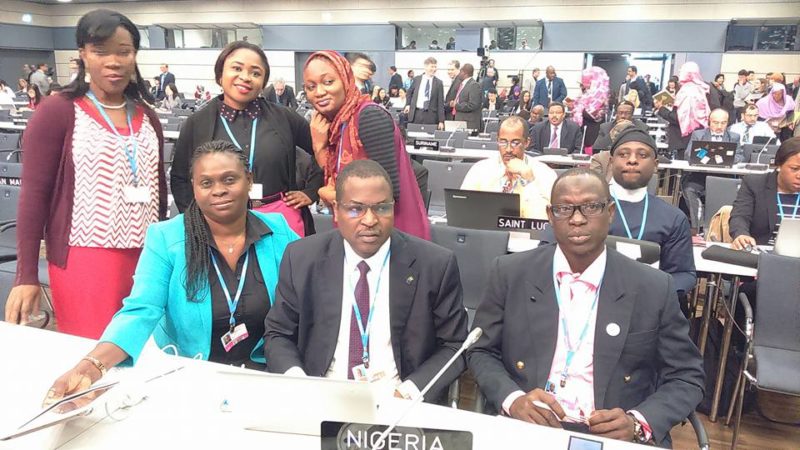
606, 323, 621, 337
530, 296, 536, 302
406, 275, 415, 285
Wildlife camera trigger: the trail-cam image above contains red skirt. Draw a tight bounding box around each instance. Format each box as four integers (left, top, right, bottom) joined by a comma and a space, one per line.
48, 247, 142, 339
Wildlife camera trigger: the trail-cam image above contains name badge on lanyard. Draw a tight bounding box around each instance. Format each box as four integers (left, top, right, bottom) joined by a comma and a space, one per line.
210, 249, 250, 352
347, 249, 390, 381
87, 92, 150, 204
220, 115, 261, 199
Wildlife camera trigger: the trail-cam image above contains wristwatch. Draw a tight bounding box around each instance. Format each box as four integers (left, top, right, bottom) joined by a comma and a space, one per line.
627, 413, 647, 444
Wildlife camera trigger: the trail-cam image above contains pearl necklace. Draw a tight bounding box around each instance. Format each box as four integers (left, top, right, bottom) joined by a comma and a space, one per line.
92, 96, 127, 110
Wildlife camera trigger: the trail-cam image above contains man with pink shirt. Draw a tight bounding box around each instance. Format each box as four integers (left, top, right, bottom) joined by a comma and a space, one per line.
468, 168, 704, 447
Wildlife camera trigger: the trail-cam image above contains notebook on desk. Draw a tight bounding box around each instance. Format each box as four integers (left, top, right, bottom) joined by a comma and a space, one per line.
444, 189, 520, 231
689, 141, 737, 168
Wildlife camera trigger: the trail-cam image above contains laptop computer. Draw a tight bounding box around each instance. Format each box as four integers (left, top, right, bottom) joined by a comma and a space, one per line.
606, 235, 661, 265
217, 369, 379, 436
444, 189, 520, 231
774, 218, 800, 258
689, 140, 737, 167
444, 120, 468, 131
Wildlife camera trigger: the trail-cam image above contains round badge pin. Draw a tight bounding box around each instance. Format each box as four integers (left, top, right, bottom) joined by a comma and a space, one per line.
606, 323, 621, 337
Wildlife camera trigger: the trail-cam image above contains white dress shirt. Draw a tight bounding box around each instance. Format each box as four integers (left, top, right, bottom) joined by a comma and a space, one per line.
416, 75, 434, 109
502, 246, 606, 419
728, 120, 778, 146
460, 154, 558, 219
287, 238, 420, 398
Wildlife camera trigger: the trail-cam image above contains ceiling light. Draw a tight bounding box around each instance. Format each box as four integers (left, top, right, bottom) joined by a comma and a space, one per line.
57, 0, 73, 3
21, 14, 32, 23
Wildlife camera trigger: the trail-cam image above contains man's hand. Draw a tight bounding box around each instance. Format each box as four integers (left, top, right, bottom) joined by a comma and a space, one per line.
437, 122, 444, 131
403, 105, 410, 115
508, 389, 565, 428
504, 158, 534, 182
732, 234, 757, 251
588, 408, 634, 441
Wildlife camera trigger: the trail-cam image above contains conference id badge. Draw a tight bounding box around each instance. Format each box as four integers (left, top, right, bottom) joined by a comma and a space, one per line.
351, 364, 386, 383
221, 323, 249, 352
123, 185, 150, 204
249, 183, 263, 200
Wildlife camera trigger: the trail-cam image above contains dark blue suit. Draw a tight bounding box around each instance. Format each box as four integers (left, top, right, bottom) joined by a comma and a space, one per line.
532, 77, 567, 107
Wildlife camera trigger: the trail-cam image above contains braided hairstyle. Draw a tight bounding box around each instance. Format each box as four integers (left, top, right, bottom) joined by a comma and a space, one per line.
183, 140, 250, 302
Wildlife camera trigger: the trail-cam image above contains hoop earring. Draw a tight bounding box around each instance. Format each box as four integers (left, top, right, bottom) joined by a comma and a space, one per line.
84, 73, 91, 83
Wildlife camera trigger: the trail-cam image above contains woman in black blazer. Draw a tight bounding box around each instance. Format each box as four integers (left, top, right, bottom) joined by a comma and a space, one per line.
730, 138, 800, 249
170, 41, 319, 236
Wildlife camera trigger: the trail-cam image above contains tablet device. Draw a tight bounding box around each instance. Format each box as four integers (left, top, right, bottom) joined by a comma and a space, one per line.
0, 382, 118, 441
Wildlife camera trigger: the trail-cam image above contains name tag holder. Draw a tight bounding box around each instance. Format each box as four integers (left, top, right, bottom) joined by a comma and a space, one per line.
321, 421, 472, 450
413, 139, 439, 151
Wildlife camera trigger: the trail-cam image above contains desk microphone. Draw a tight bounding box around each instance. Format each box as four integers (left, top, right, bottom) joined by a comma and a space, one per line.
441, 129, 456, 153
754, 136, 775, 164
371, 327, 483, 449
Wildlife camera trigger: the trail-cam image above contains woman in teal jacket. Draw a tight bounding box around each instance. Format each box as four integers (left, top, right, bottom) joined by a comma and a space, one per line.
44, 140, 298, 405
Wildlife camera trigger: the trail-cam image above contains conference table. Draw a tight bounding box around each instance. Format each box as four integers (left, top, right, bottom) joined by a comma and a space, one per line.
0, 323, 647, 449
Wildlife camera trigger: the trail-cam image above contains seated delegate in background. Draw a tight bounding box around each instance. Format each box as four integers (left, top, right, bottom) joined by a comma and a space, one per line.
373, 88, 391, 107
5, 9, 167, 338
15, 78, 28, 96
728, 103, 778, 146
22, 84, 42, 111
730, 138, 800, 249
512, 90, 531, 115
592, 101, 647, 151
43, 141, 299, 407
590, 120, 636, 181
157, 82, 183, 112
170, 41, 316, 237
0, 79, 15, 103
482, 88, 505, 112
607, 126, 696, 297
262, 78, 298, 110
529, 102, 583, 154
682, 108, 742, 234
265, 160, 468, 401
468, 169, 704, 447
461, 116, 557, 220
303, 50, 430, 240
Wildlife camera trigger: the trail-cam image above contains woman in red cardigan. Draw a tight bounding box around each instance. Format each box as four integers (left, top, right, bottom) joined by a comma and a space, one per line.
4, 9, 167, 338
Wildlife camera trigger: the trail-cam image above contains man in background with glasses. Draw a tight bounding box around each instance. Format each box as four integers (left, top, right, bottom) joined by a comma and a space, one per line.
468, 168, 704, 447
265, 160, 468, 402
461, 116, 557, 219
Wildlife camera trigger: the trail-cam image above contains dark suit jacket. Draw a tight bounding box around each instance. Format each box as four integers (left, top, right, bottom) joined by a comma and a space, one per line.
468, 245, 704, 447
684, 129, 742, 162
454, 78, 483, 130
532, 77, 567, 107
629, 76, 653, 110
263, 84, 298, 110
157, 71, 176, 99
530, 120, 583, 154
656, 106, 689, 155
406, 75, 446, 124
389, 73, 403, 93
730, 172, 780, 245
445, 76, 462, 120
592, 118, 648, 150
265, 230, 469, 401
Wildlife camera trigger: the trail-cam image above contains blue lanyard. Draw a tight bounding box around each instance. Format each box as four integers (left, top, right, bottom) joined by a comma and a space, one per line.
612, 194, 649, 241
220, 115, 258, 169
209, 250, 249, 332
777, 192, 800, 220
552, 265, 603, 384
346, 249, 391, 367
336, 122, 347, 173
86, 92, 139, 185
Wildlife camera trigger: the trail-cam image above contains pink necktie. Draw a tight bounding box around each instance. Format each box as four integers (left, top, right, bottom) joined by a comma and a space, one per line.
452, 82, 465, 116
550, 126, 559, 147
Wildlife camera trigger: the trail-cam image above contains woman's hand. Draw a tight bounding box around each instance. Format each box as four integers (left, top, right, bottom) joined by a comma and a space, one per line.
4, 285, 42, 324
43, 359, 103, 408
732, 234, 757, 251
284, 191, 313, 209
310, 112, 331, 152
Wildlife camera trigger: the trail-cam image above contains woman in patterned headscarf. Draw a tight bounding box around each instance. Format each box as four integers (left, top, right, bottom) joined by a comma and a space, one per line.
757, 83, 796, 140
303, 50, 429, 239
654, 62, 710, 158
572, 67, 610, 153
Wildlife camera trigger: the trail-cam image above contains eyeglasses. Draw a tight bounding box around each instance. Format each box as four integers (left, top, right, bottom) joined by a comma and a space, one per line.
339, 202, 395, 218
550, 201, 609, 219
498, 140, 524, 149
